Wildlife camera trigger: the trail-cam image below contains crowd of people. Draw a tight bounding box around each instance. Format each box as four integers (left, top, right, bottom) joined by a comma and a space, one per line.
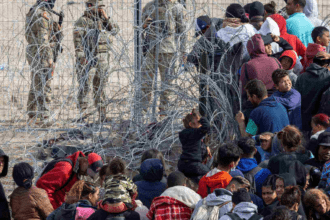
1, 0, 330, 219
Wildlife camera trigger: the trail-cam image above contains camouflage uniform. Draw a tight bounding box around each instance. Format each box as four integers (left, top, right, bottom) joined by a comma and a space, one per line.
103, 174, 137, 204
73, 0, 119, 118
25, 3, 62, 119
141, 0, 187, 113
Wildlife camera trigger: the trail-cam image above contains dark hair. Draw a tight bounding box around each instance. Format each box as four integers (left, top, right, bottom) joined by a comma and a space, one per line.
278, 125, 304, 151
264, 1, 276, 14
167, 171, 186, 188
65, 180, 97, 204
293, 0, 306, 8
312, 26, 329, 43
99, 165, 108, 177
238, 137, 256, 157
281, 186, 301, 208
304, 189, 330, 219
244, 79, 268, 99
262, 175, 277, 190
232, 188, 251, 205
141, 149, 166, 171
272, 69, 289, 85
313, 56, 330, 67
226, 3, 249, 23
109, 158, 125, 175
217, 142, 242, 167
227, 176, 251, 191
182, 109, 200, 129
264, 206, 293, 220
13, 162, 34, 189
312, 113, 330, 128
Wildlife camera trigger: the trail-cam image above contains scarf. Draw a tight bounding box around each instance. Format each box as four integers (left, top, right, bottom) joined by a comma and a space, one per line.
222, 18, 243, 28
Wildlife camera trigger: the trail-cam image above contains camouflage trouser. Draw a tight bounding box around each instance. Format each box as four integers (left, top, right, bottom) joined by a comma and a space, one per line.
141, 52, 176, 112
76, 53, 110, 112
26, 48, 52, 118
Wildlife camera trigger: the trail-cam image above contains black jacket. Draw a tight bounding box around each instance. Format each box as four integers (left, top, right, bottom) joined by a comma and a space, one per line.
319, 86, 330, 116
296, 63, 330, 132
0, 149, 10, 220
270, 37, 294, 60
87, 209, 140, 220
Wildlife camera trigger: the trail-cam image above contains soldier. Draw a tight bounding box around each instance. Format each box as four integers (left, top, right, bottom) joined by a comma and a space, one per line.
141, 0, 187, 116
73, 0, 119, 121
25, 0, 63, 123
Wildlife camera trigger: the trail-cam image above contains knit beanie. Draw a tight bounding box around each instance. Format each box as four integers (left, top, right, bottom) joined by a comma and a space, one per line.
232, 188, 251, 205
249, 1, 265, 21
226, 4, 249, 23
13, 162, 34, 189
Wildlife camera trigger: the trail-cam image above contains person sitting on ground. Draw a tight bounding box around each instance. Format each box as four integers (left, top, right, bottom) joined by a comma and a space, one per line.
296, 54, 330, 133
271, 69, 302, 129
36, 152, 103, 209
307, 114, 330, 156
191, 176, 251, 220
47, 180, 99, 220
264, 1, 277, 18
249, 1, 265, 30
260, 175, 279, 217
304, 189, 330, 220
302, 26, 329, 72
305, 131, 330, 171
177, 109, 211, 184
197, 142, 242, 198
280, 186, 305, 220
0, 149, 10, 220
133, 149, 167, 184
279, 50, 300, 87
264, 206, 295, 220
267, 125, 313, 174
147, 171, 201, 220
136, 159, 166, 208
236, 137, 272, 196
220, 188, 262, 220
10, 162, 54, 220
235, 79, 290, 137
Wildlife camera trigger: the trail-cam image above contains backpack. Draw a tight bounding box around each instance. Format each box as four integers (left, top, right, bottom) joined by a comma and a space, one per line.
226, 213, 263, 220
244, 166, 262, 194
191, 199, 231, 220
39, 158, 75, 192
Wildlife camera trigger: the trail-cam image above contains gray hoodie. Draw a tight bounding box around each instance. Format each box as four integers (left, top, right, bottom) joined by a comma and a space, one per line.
190, 188, 233, 220
303, 0, 322, 27
219, 202, 261, 220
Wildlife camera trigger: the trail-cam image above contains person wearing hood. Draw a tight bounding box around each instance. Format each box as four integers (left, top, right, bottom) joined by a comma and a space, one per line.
296, 55, 330, 133
302, 26, 329, 72
280, 186, 306, 220
236, 79, 289, 138
260, 175, 279, 217
305, 131, 330, 171
136, 159, 166, 208
278, 50, 299, 87
249, 1, 265, 31
220, 188, 262, 220
36, 151, 103, 209
236, 137, 272, 196
303, 0, 322, 27
46, 180, 99, 220
147, 171, 201, 220
271, 69, 302, 129
286, 0, 314, 47
10, 162, 54, 220
0, 149, 10, 220
197, 142, 241, 198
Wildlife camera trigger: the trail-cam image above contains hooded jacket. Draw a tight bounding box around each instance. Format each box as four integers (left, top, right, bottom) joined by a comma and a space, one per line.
219, 202, 259, 220
36, 151, 86, 209
136, 159, 166, 208
304, 142, 327, 172
197, 168, 232, 198
240, 34, 282, 97
270, 14, 306, 58
303, 43, 326, 73
296, 63, 330, 132
272, 88, 302, 130
46, 200, 96, 220
286, 13, 314, 47
246, 96, 290, 136
303, 0, 322, 27
0, 149, 10, 220
279, 50, 299, 86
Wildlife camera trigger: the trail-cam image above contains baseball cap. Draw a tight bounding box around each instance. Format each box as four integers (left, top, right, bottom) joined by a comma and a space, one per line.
318, 132, 330, 147
195, 15, 211, 37
87, 153, 103, 178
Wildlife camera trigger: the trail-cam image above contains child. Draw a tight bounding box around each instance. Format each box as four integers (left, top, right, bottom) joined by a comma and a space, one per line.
279, 50, 299, 87
177, 109, 211, 184
271, 69, 302, 130
302, 26, 329, 72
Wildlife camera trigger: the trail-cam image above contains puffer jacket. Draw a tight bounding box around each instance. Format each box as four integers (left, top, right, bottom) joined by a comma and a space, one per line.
0, 149, 10, 220
219, 202, 260, 220
10, 186, 54, 220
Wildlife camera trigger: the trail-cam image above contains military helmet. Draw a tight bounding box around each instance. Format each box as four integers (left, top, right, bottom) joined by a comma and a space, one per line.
86, 0, 105, 7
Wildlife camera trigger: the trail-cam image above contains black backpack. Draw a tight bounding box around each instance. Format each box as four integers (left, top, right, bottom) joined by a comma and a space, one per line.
39, 158, 75, 192
105, 212, 125, 220
226, 213, 263, 220
244, 166, 262, 194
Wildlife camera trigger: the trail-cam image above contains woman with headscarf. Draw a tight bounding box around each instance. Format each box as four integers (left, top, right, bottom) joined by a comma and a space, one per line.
10, 162, 54, 220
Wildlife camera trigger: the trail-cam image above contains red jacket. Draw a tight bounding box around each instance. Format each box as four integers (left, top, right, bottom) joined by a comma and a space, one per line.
280, 50, 298, 70
147, 196, 193, 220
302, 43, 326, 73
197, 169, 232, 198
270, 14, 306, 58
36, 151, 85, 209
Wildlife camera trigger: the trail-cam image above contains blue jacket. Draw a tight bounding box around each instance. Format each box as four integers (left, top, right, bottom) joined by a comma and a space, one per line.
236, 158, 272, 196
136, 159, 166, 208
272, 89, 302, 130
246, 96, 290, 136
286, 13, 314, 47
